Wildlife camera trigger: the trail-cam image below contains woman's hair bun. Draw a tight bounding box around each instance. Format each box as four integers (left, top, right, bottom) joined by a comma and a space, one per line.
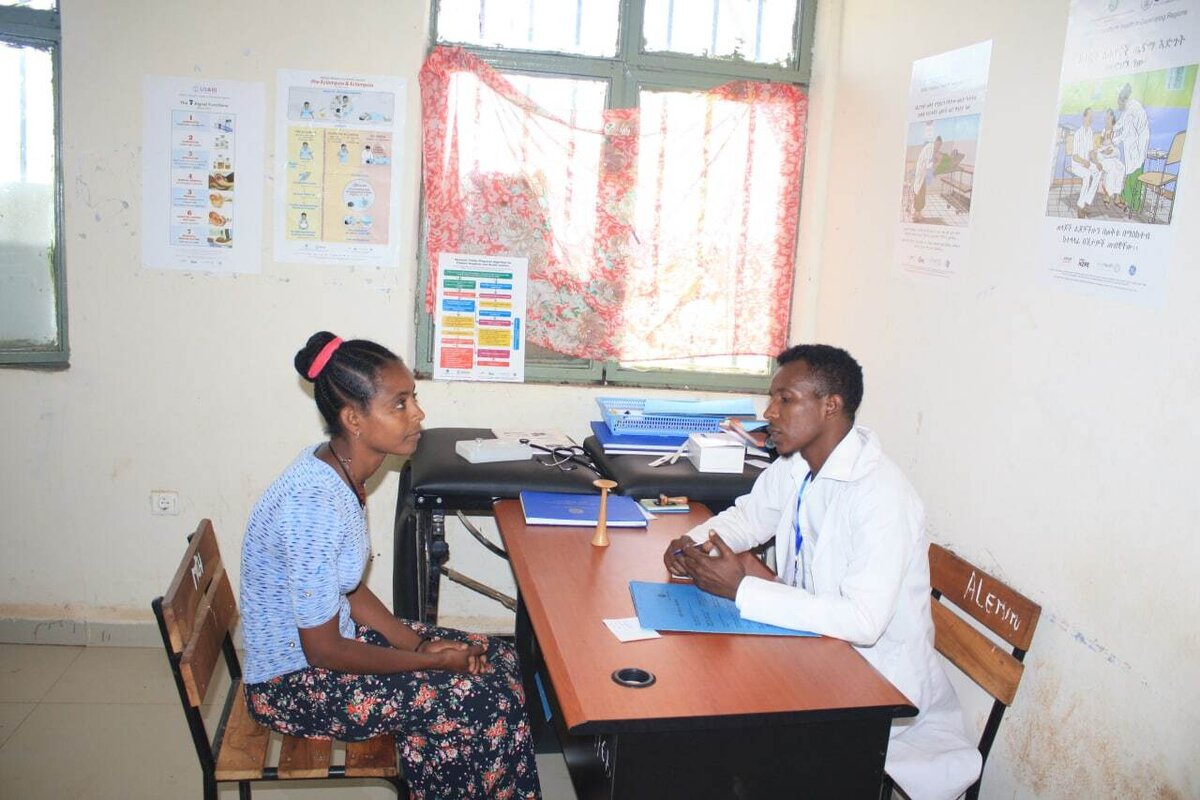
294, 331, 339, 382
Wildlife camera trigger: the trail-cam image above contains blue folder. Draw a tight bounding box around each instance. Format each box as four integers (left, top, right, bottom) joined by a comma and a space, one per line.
519, 490, 648, 528
630, 580, 817, 637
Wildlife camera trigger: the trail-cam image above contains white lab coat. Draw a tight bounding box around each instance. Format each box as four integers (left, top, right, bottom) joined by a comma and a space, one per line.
912, 141, 937, 193
1070, 123, 1101, 207
1096, 133, 1125, 195
1115, 97, 1150, 175
686, 427, 981, 800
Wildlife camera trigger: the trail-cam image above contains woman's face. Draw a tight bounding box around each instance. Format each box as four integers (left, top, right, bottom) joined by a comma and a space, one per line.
357, 361, 425, 457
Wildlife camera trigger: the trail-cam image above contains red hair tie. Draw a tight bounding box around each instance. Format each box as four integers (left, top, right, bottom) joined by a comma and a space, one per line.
306, 337, 343, 379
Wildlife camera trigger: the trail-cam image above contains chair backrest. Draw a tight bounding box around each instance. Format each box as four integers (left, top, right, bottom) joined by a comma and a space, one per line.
1166, 130, 1186, 165
928, 542, 1040, 799
156, 519, 239, 708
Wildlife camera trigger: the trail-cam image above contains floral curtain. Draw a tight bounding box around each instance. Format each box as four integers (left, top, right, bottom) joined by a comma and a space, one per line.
420, 46, 806, 362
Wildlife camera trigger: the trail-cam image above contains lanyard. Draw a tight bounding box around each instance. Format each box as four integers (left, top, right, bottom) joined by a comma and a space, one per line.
792, 471, 813, 588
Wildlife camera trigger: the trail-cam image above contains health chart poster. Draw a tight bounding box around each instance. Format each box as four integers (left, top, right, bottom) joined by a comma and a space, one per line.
433, 253, 528, 383
273, 70, 405, 267
1040, 0, 1199, 306
141, 76, 265, 274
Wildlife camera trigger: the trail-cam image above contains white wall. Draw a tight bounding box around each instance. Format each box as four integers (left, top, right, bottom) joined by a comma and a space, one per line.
0, 0, 1196, 797
810, 1, 1199, 797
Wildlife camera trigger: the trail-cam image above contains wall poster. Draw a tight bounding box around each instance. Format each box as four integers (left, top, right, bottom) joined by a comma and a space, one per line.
1041, 0, 1198, 305
274, 70, 405, 268
433, 253, 528, 383
141, 76, 265, 274
896, 41, 993, 279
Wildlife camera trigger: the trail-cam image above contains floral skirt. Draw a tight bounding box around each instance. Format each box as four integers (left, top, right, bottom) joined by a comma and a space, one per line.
245, 623, 541, 800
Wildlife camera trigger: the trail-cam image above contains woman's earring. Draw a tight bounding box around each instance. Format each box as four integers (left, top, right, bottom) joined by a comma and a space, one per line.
355, 430, 361, 439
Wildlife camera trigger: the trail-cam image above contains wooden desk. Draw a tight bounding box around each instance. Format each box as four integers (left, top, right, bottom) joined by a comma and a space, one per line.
495, 500, 917, 800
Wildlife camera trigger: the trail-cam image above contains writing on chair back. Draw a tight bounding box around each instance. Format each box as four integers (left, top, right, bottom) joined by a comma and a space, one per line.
926, 543, 1041, 800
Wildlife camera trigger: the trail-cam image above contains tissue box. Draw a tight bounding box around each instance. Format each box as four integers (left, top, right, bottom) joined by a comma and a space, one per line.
686, 433, 746, 473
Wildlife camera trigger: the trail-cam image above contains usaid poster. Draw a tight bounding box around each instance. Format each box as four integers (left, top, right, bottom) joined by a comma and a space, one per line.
1042, 0, 1198, 305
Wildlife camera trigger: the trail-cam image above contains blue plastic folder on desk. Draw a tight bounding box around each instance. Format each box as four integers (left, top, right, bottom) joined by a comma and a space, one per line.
519, 490, 648, 528
629, 580, 817, 636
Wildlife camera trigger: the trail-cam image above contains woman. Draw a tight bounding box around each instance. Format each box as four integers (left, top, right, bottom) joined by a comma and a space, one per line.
240, 331, 541, 800
1094, 109, 1126, 209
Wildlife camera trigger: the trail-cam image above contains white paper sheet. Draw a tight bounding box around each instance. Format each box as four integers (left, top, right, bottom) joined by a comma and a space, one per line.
603, 617, 662, 642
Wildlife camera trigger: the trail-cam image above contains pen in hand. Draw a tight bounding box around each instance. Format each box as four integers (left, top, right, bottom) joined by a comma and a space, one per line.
671, 541, 709, 557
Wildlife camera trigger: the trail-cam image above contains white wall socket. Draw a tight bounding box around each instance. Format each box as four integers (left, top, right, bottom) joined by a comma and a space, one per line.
150, 490, 179, 516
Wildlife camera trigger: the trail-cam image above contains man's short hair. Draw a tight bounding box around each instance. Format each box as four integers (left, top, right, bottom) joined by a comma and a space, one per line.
775, 344, 864, 421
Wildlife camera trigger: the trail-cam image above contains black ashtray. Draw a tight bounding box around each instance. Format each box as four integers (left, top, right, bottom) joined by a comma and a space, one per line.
611, 667, 656, 688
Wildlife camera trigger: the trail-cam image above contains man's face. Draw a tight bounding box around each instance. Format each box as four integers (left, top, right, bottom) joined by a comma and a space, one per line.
763, 360, 834, 457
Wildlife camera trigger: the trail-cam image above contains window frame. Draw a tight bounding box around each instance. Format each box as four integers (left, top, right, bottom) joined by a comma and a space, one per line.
0, 3, 68, 367
417, 0, 814, 391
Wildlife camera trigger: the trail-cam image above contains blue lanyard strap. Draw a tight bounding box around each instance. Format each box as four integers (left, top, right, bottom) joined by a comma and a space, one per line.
792, 471, 813, 587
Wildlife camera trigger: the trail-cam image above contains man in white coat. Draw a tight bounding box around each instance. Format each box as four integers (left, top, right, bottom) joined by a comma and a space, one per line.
665, 344, 981, 800
910, 136, 942, 222
1113, 83, 1151, 215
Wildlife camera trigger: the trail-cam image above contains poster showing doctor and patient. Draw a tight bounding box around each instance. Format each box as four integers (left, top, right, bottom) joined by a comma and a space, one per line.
1047, 65, 1194, 225
1041, 0, 1199, 307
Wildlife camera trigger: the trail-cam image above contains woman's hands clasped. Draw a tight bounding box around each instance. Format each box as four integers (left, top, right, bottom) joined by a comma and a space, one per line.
419, 638, 490, 675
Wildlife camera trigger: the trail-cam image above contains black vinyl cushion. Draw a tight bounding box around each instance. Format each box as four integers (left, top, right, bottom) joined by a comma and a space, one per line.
399, 427, 764, 514
404, 428, 601, 510
582, 436, 762, 514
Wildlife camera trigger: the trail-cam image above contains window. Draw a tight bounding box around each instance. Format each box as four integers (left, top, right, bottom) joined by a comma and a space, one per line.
420, 0, 814, 390
0, 0, 65, 366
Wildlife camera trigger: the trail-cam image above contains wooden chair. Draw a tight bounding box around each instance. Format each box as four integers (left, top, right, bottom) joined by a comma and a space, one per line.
1137, 129, 1185, 224
883, 544, 1041, 800
152, 519, 407, 799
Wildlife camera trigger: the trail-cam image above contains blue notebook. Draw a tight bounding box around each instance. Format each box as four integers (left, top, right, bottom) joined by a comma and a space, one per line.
629, 580, 817, 637
519, 490, 648, 528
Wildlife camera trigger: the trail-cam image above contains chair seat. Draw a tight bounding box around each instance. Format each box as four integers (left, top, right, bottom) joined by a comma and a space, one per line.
1137, 172, 1176, 188
215, 683, 400, 781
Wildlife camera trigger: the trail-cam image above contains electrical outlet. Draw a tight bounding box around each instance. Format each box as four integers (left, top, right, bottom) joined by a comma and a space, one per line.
150, 490, 179, 516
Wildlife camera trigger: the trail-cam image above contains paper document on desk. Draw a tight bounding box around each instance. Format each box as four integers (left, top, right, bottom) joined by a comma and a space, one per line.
492, 428, 575, 449
629, 581, 817, 637
603, 617, 662, 642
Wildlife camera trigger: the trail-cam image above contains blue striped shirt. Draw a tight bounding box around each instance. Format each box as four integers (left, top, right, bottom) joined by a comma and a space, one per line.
240, 445, 369, 684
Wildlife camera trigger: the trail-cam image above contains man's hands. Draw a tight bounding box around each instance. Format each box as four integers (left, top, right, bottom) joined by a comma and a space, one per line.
664, 535, 702, 578
662, 531, 780, 598
418, 638, 490, 675
662, 531, 747, 600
